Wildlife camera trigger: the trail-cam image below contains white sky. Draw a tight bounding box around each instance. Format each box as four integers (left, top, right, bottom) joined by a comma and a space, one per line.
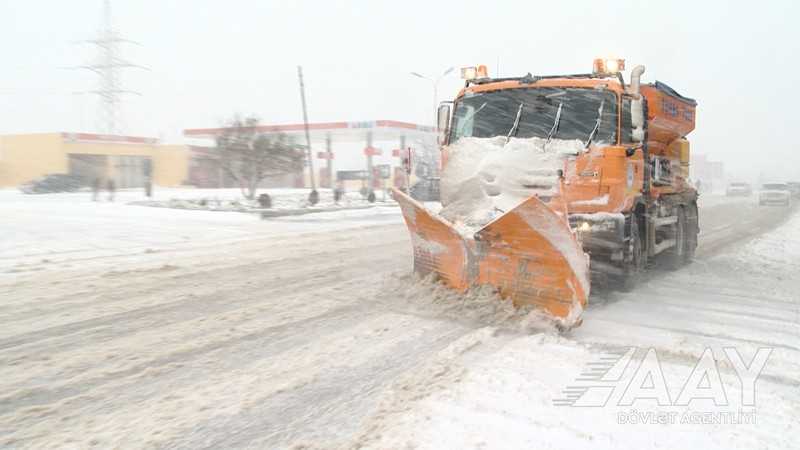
1, 0, 798, 179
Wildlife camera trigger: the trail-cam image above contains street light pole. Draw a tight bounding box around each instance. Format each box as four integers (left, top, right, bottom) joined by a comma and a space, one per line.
410, 67, 454, 125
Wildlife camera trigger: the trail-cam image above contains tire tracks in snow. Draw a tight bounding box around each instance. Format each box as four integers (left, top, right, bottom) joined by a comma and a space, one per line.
0, 300, 373, 416
0, 227, 409, 345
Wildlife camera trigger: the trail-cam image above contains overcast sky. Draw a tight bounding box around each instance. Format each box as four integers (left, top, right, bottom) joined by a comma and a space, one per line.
1, 0, 798, 179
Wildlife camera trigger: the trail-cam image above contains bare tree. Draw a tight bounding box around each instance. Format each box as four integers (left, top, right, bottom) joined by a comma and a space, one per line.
215, 116, 305, 200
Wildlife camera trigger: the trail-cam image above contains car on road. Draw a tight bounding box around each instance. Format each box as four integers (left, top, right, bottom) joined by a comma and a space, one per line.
758, 183, 792, 206
19, 174, 87, 194
726, 181, 753, 196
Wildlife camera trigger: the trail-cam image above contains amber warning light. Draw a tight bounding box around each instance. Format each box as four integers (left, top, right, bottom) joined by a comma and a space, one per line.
593, 58, 626, 74
461, 65, 489, 80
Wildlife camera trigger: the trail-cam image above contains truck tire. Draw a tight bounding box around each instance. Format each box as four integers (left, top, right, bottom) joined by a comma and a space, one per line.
619, 216, 644, 292
664, 207, 686, 270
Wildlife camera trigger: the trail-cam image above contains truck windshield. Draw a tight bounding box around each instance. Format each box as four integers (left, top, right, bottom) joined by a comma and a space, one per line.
450, 87, 618, 145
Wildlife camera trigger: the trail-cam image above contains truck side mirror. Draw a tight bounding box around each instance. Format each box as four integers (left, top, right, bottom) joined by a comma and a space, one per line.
437, 103, 451, 145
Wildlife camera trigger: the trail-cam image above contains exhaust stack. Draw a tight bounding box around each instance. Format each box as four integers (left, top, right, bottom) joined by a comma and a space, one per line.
627, 65, 646, 97
627, 65, 646, 141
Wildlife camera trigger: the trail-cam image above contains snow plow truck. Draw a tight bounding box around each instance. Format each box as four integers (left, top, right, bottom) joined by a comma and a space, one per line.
393, 59, 698, 328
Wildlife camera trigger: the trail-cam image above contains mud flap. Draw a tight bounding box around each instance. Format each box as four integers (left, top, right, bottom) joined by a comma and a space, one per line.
393, 189, 589, 324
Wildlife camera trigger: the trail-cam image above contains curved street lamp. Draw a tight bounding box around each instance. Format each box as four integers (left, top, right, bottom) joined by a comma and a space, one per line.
410, 67, 455, 123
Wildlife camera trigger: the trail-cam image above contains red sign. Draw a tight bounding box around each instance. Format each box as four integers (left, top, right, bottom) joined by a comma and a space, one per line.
317, 151, 334, 159
364, 146, 382, 156
392, 148, 409, 158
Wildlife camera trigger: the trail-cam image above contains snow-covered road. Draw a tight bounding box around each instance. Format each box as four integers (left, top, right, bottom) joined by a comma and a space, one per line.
1, 191, 797, 449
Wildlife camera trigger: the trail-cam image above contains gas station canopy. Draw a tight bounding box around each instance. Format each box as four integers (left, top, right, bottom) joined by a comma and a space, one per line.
184, 120, 435, 143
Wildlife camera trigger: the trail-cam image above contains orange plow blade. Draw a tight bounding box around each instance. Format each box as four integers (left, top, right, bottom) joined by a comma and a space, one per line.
393, 188, 471, 290
474, 195, 590, 320
393, 188, 590, 325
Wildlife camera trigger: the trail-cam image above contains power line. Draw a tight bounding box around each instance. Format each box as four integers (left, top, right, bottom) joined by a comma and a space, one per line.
67, 0, 147, 134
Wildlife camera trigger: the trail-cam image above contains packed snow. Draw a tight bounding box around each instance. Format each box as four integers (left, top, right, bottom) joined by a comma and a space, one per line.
0, 188, 400, 276
350, 208, 800, 450
570, 193, 609, 206
439, 136, 582, 233
0, 189, 797, 449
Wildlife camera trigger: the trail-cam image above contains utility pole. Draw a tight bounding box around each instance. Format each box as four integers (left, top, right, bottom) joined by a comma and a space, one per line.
399, 135, 407, 191
325, 134, 333, 189
69, 0, 147, 135
297, 66, 319, 204
365, 131, 374, 198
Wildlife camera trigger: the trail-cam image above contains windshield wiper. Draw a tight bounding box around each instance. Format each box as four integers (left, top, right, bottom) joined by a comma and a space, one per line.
584, 98, 605, 149
506, 103, 524, 142
545, 102, 563, 147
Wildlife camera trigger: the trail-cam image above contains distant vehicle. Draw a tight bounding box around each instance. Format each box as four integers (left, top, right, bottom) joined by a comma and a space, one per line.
19, 174, 87, 194
786, 181, 800, 198
725, 182, 752, 197
758, 183, 792, 206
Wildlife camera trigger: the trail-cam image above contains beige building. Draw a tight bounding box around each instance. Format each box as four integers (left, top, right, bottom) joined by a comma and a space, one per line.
0, 132, 189, 188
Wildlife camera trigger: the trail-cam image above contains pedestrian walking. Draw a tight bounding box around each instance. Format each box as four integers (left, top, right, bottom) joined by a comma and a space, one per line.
92, 177, 101, 201
107, 178, 116, 202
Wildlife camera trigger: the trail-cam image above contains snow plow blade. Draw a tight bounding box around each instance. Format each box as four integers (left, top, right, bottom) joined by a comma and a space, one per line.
394, 188, 590, 325
393, 189, 472, 290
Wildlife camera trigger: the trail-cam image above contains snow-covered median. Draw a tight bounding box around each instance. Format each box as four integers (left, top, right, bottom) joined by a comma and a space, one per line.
0, 188, 402, 276
127, 188, 393, 213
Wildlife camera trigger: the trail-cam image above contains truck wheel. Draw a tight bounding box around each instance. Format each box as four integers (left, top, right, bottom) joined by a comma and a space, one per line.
664, 207, 686, 270
619, 216, 644, 292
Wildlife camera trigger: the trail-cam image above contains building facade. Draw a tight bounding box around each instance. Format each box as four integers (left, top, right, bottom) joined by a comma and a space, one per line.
183, 119, 437, 191
0, 132, 189, 188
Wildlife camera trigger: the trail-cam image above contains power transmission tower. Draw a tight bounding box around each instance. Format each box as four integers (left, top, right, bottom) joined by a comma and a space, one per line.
70, 0, 146, 135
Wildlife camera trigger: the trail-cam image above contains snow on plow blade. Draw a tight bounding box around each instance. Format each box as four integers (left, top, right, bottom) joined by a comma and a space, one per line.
393, 188, 590, 325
